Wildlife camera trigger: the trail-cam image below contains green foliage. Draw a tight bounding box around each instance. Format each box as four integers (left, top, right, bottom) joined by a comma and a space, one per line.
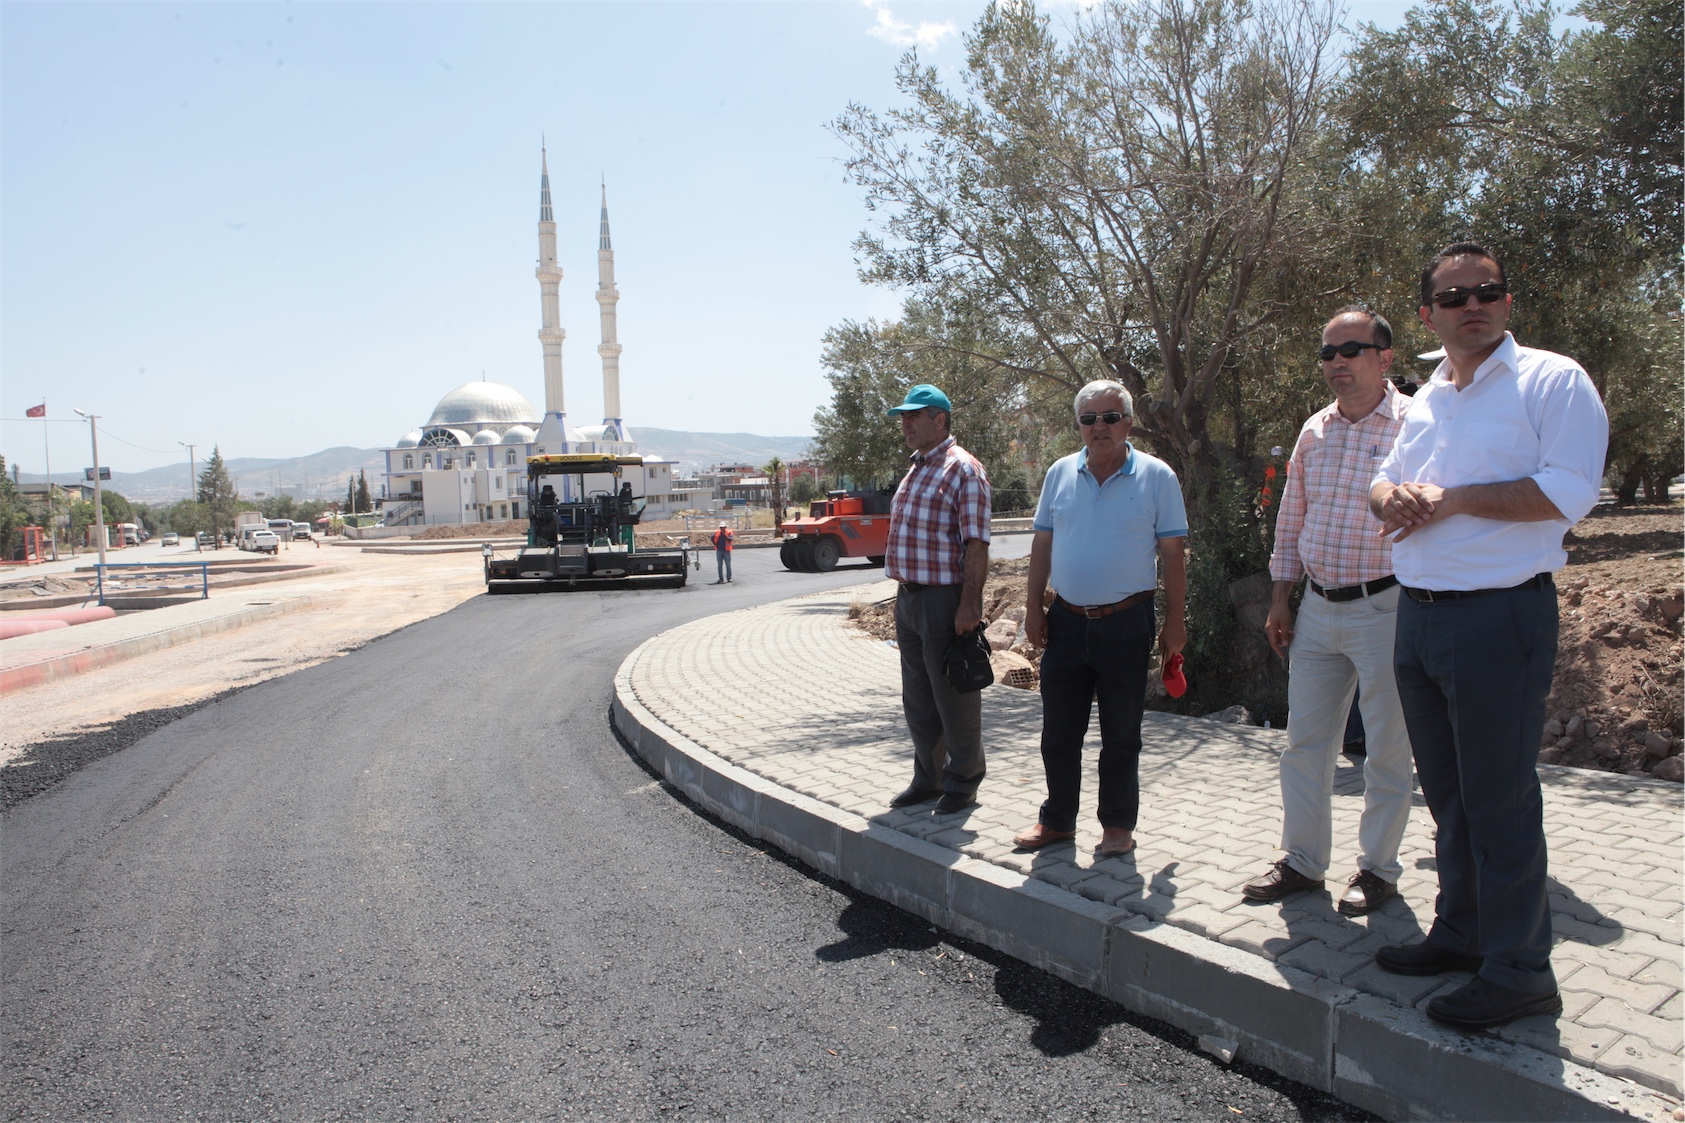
1179, 467, 1281, 718
812, 299, 1069, 494
820, 0, 1682, 716
832, 0, 1346, 493
295, 498, 333, 524
99, 489, 133, 525
260, 494, 298, 520
356, 470, 372, 513
788, 475, 820, 506
762, 456, 787, 514
195, 447, 240, 539
1340, 0, 1684, 499
166, 500, 208, 537
68, 500, 97, 550
0, 457, 32, 559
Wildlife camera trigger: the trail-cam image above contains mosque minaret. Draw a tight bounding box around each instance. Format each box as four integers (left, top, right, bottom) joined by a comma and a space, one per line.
376, 147, 676, 527
533, 146, 580, 449
595, 181, 624, 438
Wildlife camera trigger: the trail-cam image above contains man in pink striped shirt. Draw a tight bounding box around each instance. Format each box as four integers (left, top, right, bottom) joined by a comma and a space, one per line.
1241, 307, 1415, 916
883, 384, 992, 816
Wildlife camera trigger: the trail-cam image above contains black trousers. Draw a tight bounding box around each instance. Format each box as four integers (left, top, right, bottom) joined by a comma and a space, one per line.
1036, 598, 1154, 832
1393, 580, 1559, 995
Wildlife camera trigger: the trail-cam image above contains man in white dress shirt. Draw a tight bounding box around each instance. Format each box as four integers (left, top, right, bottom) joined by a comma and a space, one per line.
1369, 242, 1608, 1031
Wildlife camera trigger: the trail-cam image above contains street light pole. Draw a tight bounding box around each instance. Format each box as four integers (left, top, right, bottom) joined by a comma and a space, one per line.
73, 409, 108, 573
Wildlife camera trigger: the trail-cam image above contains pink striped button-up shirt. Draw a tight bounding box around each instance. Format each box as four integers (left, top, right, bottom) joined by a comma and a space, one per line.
885, 436, 991, 586
1269, 383, 1410, 588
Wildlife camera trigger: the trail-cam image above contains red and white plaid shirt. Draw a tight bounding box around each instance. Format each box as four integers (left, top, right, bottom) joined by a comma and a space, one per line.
1269, 383, 1410, 587
885, 436, 991, 586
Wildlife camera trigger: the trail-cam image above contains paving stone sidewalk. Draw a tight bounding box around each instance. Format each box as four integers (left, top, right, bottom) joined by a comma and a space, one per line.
623, 583, 1683, 1112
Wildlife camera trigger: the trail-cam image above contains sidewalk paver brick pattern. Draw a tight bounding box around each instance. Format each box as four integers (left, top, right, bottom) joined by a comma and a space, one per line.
627, 584, 1684, 1100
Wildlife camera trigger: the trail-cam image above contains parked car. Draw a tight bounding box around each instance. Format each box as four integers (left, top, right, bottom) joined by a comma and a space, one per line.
161, 532, 180, 546
195, 532, 219, 550
249, 530, 280, 555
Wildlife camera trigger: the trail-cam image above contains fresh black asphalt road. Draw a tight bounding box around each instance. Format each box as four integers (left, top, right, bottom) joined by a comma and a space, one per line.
2, 545, 1370, 1121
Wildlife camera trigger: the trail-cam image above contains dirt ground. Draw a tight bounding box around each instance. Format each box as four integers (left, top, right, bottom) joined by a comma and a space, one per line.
0, 547, 487, 769
848, 503, 1684, 781
411, 520, 527, 539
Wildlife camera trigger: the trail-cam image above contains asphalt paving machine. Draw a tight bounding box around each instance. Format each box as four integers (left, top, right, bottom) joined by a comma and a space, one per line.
484, 454, 693, 591
779, 489, 892, 572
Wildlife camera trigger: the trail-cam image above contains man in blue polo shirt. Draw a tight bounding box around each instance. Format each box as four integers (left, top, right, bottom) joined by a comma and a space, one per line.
1013, 380, 1187, 858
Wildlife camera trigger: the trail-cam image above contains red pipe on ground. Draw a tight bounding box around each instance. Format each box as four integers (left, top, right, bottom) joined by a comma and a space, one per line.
0, 619, 72, 640
5, 606, 118, 627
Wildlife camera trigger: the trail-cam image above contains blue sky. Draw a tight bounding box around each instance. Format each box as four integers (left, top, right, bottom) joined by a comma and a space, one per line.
2, 0, 1427, 476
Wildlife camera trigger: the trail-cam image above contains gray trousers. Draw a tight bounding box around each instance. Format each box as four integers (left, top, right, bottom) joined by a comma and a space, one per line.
894, 583, 985, 795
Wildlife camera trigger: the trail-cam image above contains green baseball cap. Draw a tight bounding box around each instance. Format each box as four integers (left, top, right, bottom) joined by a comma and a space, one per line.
886, 384, 952, 417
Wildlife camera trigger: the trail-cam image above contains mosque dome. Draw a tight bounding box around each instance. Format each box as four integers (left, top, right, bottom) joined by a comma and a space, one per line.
502, 425, 536, 444
395, 429, 424, 448
426, 381, 541, 428
470, 429, 500, 445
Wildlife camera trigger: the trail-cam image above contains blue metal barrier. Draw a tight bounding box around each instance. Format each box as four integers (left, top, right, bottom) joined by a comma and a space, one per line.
93, 561, 211, 606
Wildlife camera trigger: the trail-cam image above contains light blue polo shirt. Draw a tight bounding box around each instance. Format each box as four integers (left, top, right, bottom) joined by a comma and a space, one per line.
1032, 444, 1187, 605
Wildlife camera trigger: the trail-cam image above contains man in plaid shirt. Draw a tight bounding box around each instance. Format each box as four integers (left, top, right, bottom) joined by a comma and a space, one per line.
883, 384, 992, 816
1241, 307, 1415, 916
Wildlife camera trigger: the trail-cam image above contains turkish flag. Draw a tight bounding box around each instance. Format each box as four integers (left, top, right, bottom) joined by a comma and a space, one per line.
25, 403, 45, 417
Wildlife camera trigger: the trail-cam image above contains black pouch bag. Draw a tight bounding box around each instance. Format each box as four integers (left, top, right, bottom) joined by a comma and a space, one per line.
945, 625, 995, 694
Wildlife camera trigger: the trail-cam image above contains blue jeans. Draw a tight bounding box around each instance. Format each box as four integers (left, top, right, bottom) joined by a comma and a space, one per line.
1036, 598, 1154, 832
715, 550, 732, 582
1394, 580, 1558, 995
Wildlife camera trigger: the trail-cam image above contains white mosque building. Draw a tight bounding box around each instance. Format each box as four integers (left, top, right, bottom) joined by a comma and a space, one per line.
379, 150, 677, 527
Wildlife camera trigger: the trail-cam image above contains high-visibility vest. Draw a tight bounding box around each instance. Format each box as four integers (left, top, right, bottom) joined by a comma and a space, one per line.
712, 528, 733, 551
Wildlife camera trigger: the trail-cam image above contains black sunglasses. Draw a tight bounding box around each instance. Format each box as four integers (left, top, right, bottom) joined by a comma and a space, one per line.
1318, 341, 1382, 362
1078, 411, 1127, 426
1430, 283, 1508, 309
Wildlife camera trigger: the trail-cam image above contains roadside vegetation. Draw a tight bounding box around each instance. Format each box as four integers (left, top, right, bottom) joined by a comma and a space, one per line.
814, 0, 1681, 721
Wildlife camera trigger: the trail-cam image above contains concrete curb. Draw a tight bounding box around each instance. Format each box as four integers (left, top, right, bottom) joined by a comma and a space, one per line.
611, 634, 1671, 1123
0, 596, 312, 695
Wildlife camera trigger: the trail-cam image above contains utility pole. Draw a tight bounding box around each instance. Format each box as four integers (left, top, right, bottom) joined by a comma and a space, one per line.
179, 441, 197, 501
74, 409, 108, 572
40, 401, 58, 561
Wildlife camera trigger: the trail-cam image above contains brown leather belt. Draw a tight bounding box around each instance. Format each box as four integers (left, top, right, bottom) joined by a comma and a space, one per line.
1053, 591, 1153, 619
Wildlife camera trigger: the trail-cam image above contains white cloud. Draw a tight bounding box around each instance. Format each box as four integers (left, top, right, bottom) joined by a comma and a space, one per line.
861, 0, 958, 48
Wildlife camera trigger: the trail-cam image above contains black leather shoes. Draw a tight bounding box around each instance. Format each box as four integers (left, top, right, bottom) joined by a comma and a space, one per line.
1337, 870, 1398, 916
933, 792, 977, 814
1241, 859, 1324, 902
1427, 977, 1562, 1030
1374, 941, 1484, 976
889, 785, 940, 809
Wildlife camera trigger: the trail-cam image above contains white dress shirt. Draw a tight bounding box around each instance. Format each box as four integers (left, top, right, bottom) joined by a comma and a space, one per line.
1374, 333, 1608, 591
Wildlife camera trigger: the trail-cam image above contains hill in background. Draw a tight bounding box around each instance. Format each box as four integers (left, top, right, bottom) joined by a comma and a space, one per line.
17, 430, 813, 504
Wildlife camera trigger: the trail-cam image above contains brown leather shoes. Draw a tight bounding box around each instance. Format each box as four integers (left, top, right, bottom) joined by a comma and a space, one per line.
1337, 870, 1398, 916
1012, 823, 1076, 850
1096, 828, 1136, 857
1241, 858, 1325, 902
